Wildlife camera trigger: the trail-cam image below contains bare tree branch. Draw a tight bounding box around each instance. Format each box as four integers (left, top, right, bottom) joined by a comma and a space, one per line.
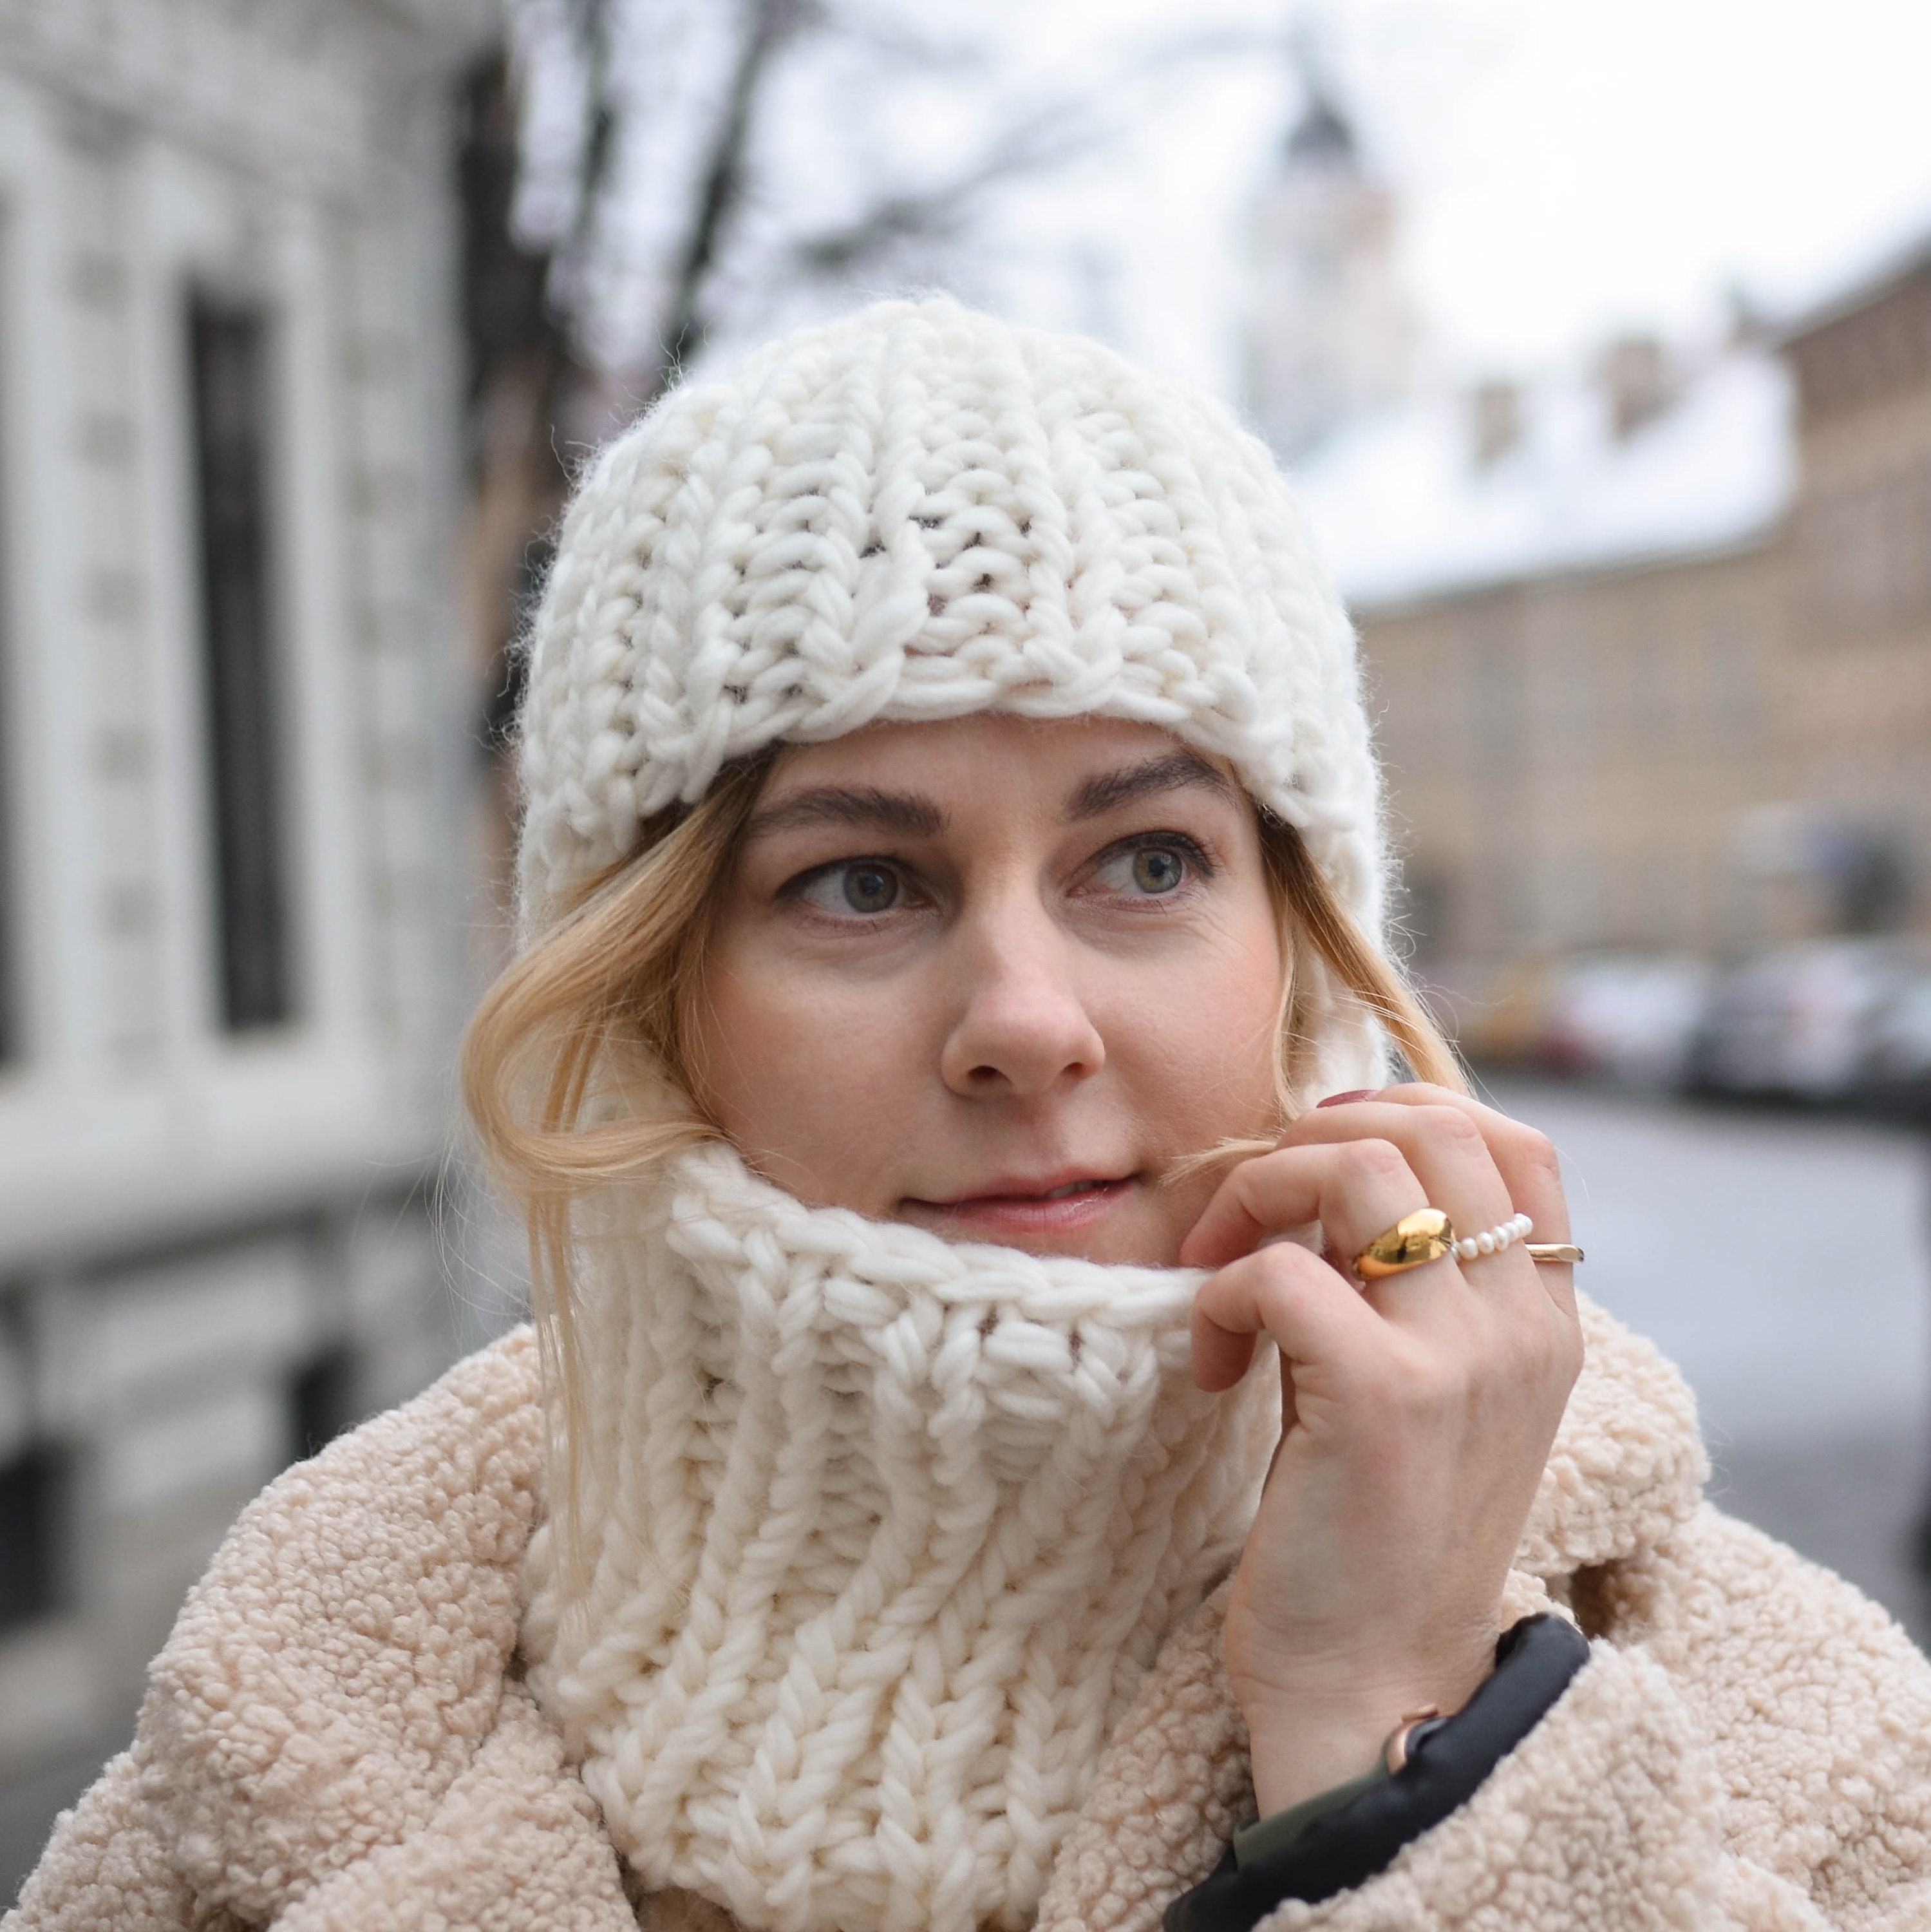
650, 0, 815, 392
818, 8, 990, 74
787, 108, 1106, 280
525, 2, 1285, 379
550, 0, 621, 320
782, 24, 1279, 289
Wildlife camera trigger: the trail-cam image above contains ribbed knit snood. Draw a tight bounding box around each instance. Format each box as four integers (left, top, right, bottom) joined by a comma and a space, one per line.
521, 1144, 1279, 1932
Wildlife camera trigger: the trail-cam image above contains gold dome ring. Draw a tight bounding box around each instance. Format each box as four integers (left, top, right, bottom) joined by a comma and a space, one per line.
1352, 1208, 1457, 1282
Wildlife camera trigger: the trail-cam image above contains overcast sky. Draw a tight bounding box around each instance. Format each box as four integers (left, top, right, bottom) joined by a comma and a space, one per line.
992, 0, 1931, 395
549, 0, 1931, 402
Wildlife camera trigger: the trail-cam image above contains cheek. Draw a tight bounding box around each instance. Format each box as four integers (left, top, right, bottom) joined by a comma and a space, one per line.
1108, 913, 1283, 1129
693, 947, 931, 1206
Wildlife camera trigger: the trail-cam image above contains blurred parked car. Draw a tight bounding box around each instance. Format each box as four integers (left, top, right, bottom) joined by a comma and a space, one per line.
1862, 966, 1931, 1119
1539, 954, 1715, 1089
1686, 941, 1928, 1104
1430, 958, 1560, 1067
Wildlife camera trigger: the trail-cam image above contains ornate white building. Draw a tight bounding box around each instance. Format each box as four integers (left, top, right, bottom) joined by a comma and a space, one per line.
0, 0, 489, 1839
1248, 64, 1415, 461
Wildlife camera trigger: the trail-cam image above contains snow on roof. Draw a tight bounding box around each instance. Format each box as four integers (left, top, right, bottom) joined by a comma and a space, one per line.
1774, 227, 1931, 344
1292, 347, 1795, 612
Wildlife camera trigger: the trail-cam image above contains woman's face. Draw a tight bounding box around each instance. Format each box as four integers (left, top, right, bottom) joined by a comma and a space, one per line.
693, 715, 1285, 1267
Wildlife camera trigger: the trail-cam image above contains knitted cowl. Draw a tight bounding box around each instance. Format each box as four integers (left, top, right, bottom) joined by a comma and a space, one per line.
520, 1141, 1281, 1932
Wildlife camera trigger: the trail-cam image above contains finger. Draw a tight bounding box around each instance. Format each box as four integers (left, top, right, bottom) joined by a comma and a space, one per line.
1178, 1137, 1430, 1275
1333, 1086, 1578, 1318
1191, 1239, 1382, 1392
1279, 1101, 1517, 1263
1276, 1097, 1568, 1358
1345, 1086, 1571, 1238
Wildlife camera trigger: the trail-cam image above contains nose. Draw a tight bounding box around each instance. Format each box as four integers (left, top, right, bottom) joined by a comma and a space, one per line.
938, 896, 1106, 1101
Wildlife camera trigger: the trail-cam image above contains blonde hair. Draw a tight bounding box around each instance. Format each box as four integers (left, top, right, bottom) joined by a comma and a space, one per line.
462, 752, 1462, 1561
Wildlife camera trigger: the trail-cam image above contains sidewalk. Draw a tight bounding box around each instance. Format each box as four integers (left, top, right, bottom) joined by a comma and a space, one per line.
1487, 1073, 1931, 1646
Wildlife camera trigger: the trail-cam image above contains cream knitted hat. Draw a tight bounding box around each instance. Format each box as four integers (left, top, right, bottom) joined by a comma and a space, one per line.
516, 296, 1382, 943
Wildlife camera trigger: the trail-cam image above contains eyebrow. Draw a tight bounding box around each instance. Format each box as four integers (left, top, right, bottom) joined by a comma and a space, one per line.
1064, 750, 1238, 821
743, 749, 1238, 846
744, 785, 947, 842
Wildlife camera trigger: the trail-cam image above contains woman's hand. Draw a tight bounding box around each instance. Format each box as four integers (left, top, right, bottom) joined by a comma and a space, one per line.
1181, 1084, 1583, 1817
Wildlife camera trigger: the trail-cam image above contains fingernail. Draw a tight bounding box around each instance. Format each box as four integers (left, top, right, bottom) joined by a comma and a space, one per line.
1316, 1089, 1375, 1109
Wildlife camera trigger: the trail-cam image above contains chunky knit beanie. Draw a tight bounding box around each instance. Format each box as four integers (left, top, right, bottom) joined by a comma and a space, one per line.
516, 296, 1382, 947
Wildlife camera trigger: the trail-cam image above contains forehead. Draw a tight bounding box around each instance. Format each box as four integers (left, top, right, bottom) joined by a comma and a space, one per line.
758, 715, 1234, 804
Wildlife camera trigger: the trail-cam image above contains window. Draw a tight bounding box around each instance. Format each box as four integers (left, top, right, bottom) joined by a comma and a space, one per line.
287, 1347, 361, 1464
0, 274, 14, 1067
187, 296, 291, 1031
0, 576, 14, 1067
0, 1443, 68, 1633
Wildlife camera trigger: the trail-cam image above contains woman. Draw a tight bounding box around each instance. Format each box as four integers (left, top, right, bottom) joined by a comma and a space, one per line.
14, 298, 1931, 1931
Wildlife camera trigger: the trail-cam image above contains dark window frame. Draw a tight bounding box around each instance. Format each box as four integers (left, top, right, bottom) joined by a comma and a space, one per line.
287, 1345, 363, 1466
0, 213, 17, 1068
186, 292, 295, 1034
0, 1439, 70, 1634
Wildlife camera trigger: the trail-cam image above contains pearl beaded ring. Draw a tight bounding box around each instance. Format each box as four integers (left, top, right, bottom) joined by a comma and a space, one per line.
1453, 1211, 1533, 1263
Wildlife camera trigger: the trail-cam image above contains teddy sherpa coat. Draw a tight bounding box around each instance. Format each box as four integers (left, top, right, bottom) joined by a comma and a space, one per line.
11, 1298, 1931, 1931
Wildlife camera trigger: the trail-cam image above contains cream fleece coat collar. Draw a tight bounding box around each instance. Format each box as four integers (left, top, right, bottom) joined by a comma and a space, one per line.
68, 1295, 1700, 1930
26, 1278, 1931, 1929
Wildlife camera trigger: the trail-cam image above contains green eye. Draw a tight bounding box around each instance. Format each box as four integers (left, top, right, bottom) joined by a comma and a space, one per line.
1131, 848, 1186, 893
842, 864, 900, 913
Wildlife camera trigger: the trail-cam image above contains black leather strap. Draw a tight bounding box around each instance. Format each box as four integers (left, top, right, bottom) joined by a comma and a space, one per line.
1163, 1614, 1591, 1932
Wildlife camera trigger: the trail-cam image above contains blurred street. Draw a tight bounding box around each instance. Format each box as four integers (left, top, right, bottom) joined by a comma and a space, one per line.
1487, 1075, 1931, 1645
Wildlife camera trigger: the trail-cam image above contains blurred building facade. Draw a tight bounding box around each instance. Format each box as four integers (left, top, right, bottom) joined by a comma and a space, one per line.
1778, 258, 1931, 933
0, 0, 486, 1790
1292, 244, 1931, 985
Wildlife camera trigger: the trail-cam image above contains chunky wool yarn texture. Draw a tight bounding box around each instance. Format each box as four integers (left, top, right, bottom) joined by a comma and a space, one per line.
516, 298, 1380, 944
522, 1145, 1281, 1932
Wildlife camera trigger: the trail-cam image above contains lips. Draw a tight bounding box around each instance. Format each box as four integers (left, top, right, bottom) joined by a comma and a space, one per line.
919, 1169, 1135, 1208
897, 1167, 1142, 1251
